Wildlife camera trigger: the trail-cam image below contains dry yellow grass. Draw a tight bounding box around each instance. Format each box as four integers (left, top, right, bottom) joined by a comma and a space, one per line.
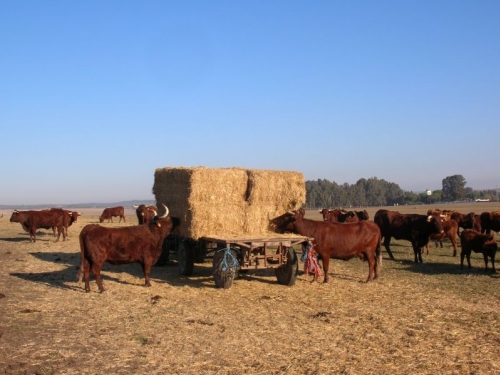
0, 203, 499, 374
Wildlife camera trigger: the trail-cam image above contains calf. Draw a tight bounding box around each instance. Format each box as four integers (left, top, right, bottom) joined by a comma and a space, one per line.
425, 218, 459, 257
459, 229, 497, 272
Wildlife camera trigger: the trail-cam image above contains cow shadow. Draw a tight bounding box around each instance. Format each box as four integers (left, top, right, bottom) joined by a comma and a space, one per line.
397, 259, 499, 278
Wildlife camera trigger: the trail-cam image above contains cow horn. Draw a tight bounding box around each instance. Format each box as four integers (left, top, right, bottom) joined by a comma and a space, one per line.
132, 204, 139, 208
158, 204, 169, 218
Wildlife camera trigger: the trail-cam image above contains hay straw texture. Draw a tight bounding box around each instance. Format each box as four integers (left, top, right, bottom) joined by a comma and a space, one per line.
152, 167, 305, 239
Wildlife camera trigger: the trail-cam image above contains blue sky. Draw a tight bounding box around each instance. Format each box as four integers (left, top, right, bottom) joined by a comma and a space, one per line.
1, 1, 499, 205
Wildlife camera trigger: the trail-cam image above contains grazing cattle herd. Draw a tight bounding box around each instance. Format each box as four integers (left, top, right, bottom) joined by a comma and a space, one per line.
5, 202, 500, 290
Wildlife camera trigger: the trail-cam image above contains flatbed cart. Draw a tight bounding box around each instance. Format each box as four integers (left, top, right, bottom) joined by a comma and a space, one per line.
166, 235, 312, 289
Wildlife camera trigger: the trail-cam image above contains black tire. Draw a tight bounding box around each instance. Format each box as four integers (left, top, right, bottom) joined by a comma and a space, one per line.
178, 240, 194, 276
275, 247, 298, 286
213, 249, 239, 289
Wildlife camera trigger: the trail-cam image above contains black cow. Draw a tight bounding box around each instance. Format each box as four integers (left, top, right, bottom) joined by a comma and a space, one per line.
374, 209, 444, 263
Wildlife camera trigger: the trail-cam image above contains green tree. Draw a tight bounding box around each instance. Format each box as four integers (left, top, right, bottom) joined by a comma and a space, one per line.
442, 175, 467, 201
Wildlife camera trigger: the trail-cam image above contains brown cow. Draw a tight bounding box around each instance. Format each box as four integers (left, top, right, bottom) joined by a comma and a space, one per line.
450, 211, 475, 236
51, 209, 81, 237
424, 218, 459, 256
374, 209, 444, 263
99, 206, 126, 223
460, 229, 497, 272
133, 204, 157, 225
10, 209, 66, 242
77, 204, 174, 292
271, 209, 381, 283
479, 211, 500, 235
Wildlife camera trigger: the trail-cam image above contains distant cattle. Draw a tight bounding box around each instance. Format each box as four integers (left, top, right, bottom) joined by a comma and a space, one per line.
99, 206, 125, 223
479, 212, 500, 235
10, 209, 67, 242
374, 209, 444, 263
320, 208, 369, 223
77, 204, 174, 292
425, 218, 459, 257
51, 209, 81, 237
133, 204, 157, 225
459, 229, 497, 272
271, 209, 381, 283
450, 211, 476, 236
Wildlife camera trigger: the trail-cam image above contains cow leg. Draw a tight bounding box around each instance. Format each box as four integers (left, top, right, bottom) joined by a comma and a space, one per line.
382, 237, 395, 260
140, 263, 153, 287
83, 261, 91, 292
491, 254, 496, 273
92, 265, 106, 292
483, 254, 489, 272
366, 252, 375, 282
322, 257, 330, 283
412, 245, 423, 263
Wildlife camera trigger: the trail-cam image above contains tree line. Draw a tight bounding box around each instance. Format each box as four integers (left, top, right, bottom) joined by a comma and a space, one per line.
305, 174, 498, 208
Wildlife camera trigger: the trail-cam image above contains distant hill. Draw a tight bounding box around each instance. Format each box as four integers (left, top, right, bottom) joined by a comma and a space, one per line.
0, 200, 156, 210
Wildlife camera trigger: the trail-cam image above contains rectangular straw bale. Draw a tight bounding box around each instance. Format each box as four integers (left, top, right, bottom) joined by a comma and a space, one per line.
152, 166, 305, 239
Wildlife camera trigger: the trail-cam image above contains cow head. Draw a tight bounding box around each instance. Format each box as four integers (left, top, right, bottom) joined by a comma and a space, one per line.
151, 204, 169, 228
270, 209, 305, 233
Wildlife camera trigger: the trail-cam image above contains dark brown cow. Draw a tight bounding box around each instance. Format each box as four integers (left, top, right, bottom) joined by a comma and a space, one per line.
99, 206, 125, 223
374, 209, 444, 263
10, 209, 66, 242
460, 229, 497, 272
77, 204, 174, 292
51, 209, 81, 237
450, 211, 475, 236
424, 218, 459, 256
271, 209, 381, 283
133, 204, 157, 225
479, 212, 500, 235
320, 208, 368, 223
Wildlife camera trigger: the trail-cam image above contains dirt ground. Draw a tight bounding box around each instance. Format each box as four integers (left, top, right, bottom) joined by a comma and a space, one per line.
1, 204, 499, 374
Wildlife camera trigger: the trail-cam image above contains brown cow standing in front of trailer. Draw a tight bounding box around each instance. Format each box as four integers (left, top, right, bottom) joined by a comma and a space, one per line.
459, 229, 497, 272
99, 206, 126, 223
271, 209, 381, 283
77, 204, 174, 292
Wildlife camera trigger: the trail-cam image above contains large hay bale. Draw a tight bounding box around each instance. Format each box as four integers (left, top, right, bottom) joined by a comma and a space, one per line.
152, 167, 305, 239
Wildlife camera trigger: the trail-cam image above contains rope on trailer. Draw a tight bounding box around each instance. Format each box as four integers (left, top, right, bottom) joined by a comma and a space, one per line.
213, 247, 240, 278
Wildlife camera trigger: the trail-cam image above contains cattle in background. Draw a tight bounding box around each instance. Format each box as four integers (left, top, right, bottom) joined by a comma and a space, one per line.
133, 204, 157, 225
450, 211, 475, 236
77, 204, 174, 292
374, 209, 444, 263
424, 218, 459, 257
479, 211, 500, 235
50, 209, 81, 237
10, 209, 66, 242
320, 208, 369, 223
99, 206, 125, 223
271, 209, 381, 283
459, 229, 497, 272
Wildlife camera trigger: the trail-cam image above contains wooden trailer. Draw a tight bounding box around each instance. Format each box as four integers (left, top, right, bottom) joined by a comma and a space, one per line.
153, 166, 310, 288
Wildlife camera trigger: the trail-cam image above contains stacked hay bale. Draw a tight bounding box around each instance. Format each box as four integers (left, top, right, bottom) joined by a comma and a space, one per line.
152, 167, 305, 239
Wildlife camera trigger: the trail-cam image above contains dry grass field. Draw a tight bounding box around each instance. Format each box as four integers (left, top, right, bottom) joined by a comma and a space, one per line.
1, 203, 499, 374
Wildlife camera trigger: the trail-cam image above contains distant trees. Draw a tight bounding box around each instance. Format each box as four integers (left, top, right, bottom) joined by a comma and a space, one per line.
305, 174, 497, 208
305, 177, 405, 208
442, 175, 467, 201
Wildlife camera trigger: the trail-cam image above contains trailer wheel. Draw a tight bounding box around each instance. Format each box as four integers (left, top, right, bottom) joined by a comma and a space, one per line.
275, 247, 298, 286
178, 240, 194, 276
213, 248, 239, 289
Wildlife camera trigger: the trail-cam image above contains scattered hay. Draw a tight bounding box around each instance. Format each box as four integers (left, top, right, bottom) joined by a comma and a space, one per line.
152, 166, 305, 239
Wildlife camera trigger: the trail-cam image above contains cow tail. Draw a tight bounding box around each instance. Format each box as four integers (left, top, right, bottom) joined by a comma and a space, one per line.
377, 233, 382, 269
76, 231, 85, 283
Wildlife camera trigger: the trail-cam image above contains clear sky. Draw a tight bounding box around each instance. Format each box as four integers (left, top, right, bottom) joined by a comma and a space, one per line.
1, 1, 499, 205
